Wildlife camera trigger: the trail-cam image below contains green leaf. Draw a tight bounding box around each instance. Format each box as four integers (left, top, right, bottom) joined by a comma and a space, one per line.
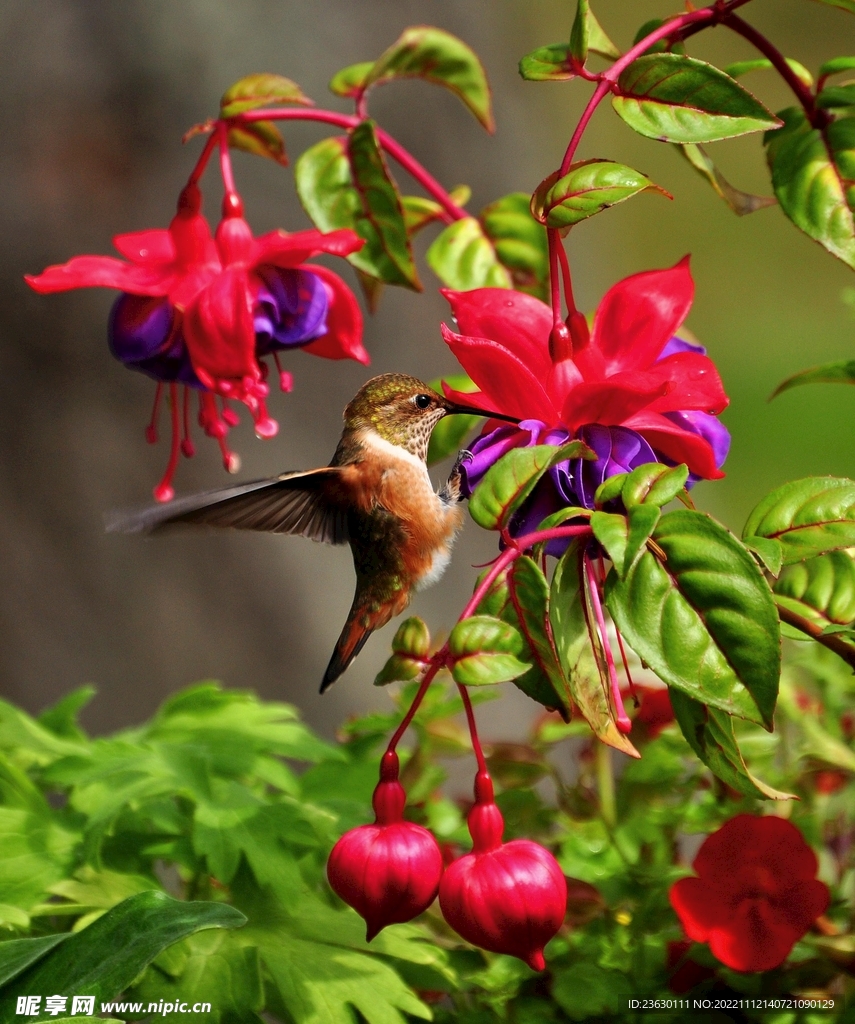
613, 54, 781, 143
505, 556, 571, 713
549, 543, 639, 756
0, 808, 78, 920
591, 505, 659, 578
679, 142, 777, 216
480, 192, 549, 300
777, 684, 855, 771
426, 217, 512, 291
1, 892, 245, 1011
606, 509, 781, 728
631, 19, 685, 57
374, 617, 431, 686
774, 551, 855, 629
226, 120, 288, 166
532, 160, 669, 230
743, 536, 784, 576
765, 107, 855, 268
427, 374, 480, 466
819, 56, 855, 77
519, 44, 576, 82
220, 73, 312, 117
622, 462, 688, 507
329, 61, 374, 98
294, 130, 419, 288
37, 686, 95, 741
449, 616, 530, 686
772, 359, 855, 397
724, 57, 814, 89
364, 27, 494, 131
0, 934, 67, 989
818, 84, 855, 108
743, 477, 855, 564
468, 443, 591, 531
810, 0, 855, 13
670, 690, 794, 799
570, 0, 621, 62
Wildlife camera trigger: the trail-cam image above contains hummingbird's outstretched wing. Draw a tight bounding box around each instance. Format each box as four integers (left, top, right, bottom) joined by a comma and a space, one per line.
106, 468, 351, 544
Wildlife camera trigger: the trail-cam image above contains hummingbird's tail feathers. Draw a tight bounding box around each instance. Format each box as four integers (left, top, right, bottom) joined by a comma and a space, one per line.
320, 617, 374, 693
106, 468, 350, 544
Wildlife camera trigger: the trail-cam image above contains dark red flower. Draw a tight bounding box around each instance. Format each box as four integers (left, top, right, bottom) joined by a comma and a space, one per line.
440, 260, 729, 510
327, 752, 443, 941
439, 771, 566, 970
624, 684, 675, 739
670, 814, 829, 972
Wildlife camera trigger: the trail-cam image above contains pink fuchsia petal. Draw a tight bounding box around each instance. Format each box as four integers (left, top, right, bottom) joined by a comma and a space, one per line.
441, 288, 553, 381
441, 323, 558, 422
643, 352, 728, 415
300, 264, 368, 364
25, 256, 178, 296
560, 374, 671, 432
623, 410, 723, 480
669, 876, 732, 942
112, 229, 175, 264
253, 227, 363, 269
591, 257, 694, 374
183, 266, 258, 390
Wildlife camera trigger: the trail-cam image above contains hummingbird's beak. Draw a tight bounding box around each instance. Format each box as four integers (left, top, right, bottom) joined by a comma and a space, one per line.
442, 399, 520, 425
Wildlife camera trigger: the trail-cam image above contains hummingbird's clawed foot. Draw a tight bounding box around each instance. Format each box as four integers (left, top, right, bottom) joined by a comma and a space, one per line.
440, 450, 473, 505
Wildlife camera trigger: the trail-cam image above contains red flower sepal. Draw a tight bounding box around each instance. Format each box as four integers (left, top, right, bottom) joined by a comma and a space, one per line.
326, 751, 444, 941
439, 771, 567, 970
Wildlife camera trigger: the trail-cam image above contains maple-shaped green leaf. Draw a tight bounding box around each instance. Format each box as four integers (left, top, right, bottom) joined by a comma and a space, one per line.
614, 54, 781, 143
363, 26, 494, 131
220, 73, 312, 117
765, 107, 855, 268
532, 160, 669, 230
679, 142, 777, 216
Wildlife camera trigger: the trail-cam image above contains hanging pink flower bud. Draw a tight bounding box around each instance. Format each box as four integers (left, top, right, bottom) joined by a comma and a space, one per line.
326, 751, 444, 941
439, 771, 567, 971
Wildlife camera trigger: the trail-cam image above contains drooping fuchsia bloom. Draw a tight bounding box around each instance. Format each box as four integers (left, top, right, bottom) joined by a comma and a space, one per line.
670, 814, 829, 973
327, 751, 444, 941
440, 259, 730, 523
439, 770, 567, 970
26, 184, 366, 499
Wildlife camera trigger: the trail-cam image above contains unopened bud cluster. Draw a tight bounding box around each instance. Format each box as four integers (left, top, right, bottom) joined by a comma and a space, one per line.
327, 753, 567, 970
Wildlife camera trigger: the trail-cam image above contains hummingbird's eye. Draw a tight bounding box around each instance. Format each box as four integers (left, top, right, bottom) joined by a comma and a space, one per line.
414, 394, 432, 409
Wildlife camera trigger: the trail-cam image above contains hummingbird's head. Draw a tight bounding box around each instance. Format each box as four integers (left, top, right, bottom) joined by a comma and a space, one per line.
344, 373, 518, 460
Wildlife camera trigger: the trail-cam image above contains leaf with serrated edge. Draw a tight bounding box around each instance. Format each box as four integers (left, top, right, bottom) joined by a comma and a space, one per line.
772, 359, 855, 397
765, 107, 855, 268
670, 690, 793, 799
480, 193, 549, 300
743, 476, 855, 563
607, 509, 780, 728
679, 143, 777, 216
549, 542, 639, 756
221, 73, 312, 117
426, 217, 512, 291
532, 160, 669, 230
614, 54, 781, 143
469, 443, 591, 531
227, 122, 287, 166
364, 26, 494, 131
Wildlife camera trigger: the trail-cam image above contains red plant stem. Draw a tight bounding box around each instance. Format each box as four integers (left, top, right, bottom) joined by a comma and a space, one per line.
187, 130, 219, 186
145, 382, 164, 444
154, 383, 182, 500
559, 0, 755, 174
720, 13, 823, 124
217, 121, 238, 201
547, 229, 564, 329
555, 238, 577, 318
584, 552, 631, 733
457, 682, 488, 774
233, 109, 468, 221
385, 656, 445, 754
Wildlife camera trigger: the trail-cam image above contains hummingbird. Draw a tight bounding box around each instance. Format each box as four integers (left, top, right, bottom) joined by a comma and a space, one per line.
111, 373, 519, 692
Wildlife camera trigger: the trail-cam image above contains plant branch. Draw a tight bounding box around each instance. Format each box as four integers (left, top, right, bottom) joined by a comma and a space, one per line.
776, 605, 855, 670
458, 683, 488, 773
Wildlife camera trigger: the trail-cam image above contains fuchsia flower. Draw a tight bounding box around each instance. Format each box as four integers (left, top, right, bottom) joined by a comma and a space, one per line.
670, 814, 829, 973
327, 752, 444, 941
439, 770, 567, 971
26, 184, 366, 499
441, 259, 730, 520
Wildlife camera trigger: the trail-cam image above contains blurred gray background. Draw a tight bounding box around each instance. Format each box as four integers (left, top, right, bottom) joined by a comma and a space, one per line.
2, 0, 853, 739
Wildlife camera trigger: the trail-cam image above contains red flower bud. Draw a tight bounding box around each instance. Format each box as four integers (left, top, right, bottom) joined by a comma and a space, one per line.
326, 751, 443, 941
439, 771, 567, 970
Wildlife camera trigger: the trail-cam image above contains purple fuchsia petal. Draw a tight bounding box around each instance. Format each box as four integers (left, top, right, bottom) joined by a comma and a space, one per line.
663, 410, 730, 485
108, 293, 201, 386
253, 267, 329, 354
459, 420, 549, 497
571, 424, 657, 508
659, 335, 706, 359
